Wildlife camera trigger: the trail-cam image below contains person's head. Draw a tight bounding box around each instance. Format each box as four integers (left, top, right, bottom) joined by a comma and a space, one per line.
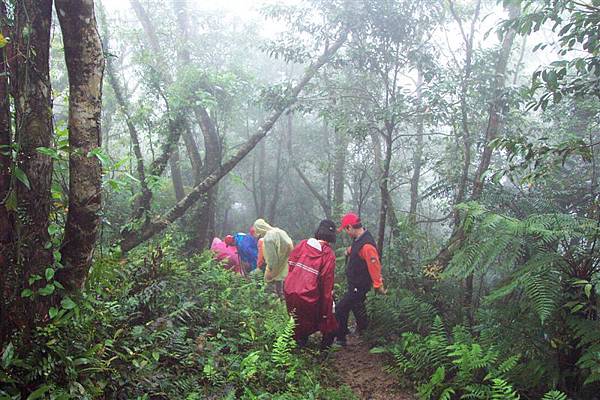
249, 226, 256, 237
224, 235, 235, 247
253, 218, 273, 238
314, 219, 337, 244
337, 212, 363, 239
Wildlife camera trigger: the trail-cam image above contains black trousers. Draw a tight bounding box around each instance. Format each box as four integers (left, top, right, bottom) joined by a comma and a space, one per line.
335, 286, 370, 342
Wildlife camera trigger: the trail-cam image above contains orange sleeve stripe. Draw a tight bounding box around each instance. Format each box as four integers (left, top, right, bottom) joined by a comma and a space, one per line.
359, 244, 383, 288
257, 239, 265, 269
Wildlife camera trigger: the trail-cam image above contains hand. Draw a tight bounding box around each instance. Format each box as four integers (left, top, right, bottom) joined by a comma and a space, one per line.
345, 246, 351, 256
264, 267, 273, 281
375, 286, 387, 295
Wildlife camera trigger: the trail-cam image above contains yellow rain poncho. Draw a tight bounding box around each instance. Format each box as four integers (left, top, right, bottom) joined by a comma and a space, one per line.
253, 219, 293, 283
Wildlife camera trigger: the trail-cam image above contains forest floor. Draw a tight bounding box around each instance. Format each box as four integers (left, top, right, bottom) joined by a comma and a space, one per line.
328, 334, 415, 400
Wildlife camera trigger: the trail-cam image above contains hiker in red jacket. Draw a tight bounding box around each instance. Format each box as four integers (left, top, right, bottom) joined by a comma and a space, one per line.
284, 219, 338, 350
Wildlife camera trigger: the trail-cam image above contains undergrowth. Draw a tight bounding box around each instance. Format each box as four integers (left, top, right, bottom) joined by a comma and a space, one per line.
0, 240, 354, 399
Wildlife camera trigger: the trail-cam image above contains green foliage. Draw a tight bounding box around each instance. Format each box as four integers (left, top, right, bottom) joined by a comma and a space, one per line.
368, 289, 438, 337
491, 378, 520, 400
507, 1, 600, 108
541, 390, 568, 400
0, 245, 352, 399
271, 316, 297, 368
376, 314, 533, 399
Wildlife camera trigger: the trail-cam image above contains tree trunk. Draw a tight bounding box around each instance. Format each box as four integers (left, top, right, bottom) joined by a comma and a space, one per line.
374, 124, 398, 253
268, 131, 284, 223
332, 124, 347, 220
9, 0, 54, 333
289, 117, 331, 218
192, 106, 222, 248
409, 67, 425, 225
471, 3, 521, 199
0, 0, 14, 344
172, 0, 223, 248
463, 3, 520, 326
257, 139, 267, 217
55, 0, 105, 291
119, 29, 348, 251
103, 46, 152, 218
449, 0, 481, 226
182, 127, 202, 183
432, 0, 482, 269
170, 144, 185, 201
127, 0, 185, 212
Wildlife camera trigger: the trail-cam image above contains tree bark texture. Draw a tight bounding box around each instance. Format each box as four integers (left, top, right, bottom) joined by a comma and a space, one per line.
4, 0, 54, 337
119, 30, 348, 251
55, 0, 105, 291
0, 0, 14, 344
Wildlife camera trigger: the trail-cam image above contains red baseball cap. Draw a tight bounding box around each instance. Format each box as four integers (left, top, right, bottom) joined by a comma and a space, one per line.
338, 212, 361, 232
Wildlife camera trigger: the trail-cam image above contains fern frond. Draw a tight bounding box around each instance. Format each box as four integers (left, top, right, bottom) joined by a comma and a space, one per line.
522, 268, 560, 324
541, 390, 568, 400
491, 378, 520, 400
271, 316, 296, 368
462, 383, 492, 399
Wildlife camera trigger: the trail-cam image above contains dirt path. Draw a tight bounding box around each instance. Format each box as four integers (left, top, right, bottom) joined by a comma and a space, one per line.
330, 335, 415, 400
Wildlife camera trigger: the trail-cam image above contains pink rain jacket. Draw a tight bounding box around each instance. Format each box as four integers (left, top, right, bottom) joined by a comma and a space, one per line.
210, 238, 244, 275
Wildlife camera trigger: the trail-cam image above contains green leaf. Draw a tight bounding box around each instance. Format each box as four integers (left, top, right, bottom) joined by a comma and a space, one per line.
48, 224, 61, 236
38, 283, 55, 296
152, 351, 160, 361
572, 279, 589, 286
48, 307, 58, 319
45, 267, 54, 281
1, 342, 14, 369
61, 297, 77, 310
20, 288, 33, 298
369, 346, 388, 354
28, 274, 42, 285
570, 303, 584, 313
26, 385, 49, 400
13, 166, 30, 189
36, 146, 61, 160
4, 189, 17, 211
584, 284, 592, 298
88, 147, 111, 167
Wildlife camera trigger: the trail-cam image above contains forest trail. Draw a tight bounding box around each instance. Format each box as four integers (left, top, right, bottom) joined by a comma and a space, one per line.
330, 335, 415, 400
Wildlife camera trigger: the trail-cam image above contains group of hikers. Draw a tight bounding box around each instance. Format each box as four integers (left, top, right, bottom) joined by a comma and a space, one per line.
210, 212, 386, 350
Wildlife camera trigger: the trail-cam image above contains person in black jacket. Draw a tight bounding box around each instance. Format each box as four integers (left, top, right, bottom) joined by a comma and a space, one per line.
335, 212, 386, 346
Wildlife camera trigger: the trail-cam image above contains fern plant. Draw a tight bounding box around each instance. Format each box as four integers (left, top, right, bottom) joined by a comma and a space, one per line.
491, 378, 520, 400
271, 315, 297, 369
541, 390, 568, 400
